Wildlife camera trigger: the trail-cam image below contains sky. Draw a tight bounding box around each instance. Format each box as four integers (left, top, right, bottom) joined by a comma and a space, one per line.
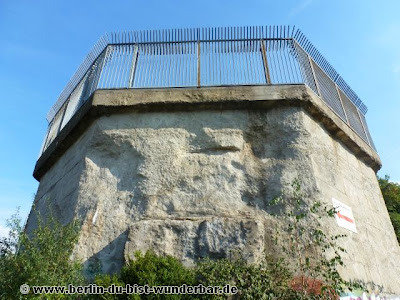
0, 0, 399, 237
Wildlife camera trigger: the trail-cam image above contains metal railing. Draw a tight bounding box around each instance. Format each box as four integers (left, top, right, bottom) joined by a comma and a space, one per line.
39, 26, 377, 157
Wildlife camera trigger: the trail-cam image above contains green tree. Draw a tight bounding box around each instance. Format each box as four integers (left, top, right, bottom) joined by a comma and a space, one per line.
0, 208, 84, 299
378, 175, 400, 243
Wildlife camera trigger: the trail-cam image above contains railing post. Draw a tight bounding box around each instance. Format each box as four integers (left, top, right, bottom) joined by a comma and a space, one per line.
260, 39, 271, 84
335, 84, 349, 124
308, 55, 322, 97
87, 47, 108, 94
197, 40, 201, 87
128, 45, 139, 88
42, 121, 52, 151
96, 45, 111, 89
56, 101, 69, 135
356, 108, 371, 145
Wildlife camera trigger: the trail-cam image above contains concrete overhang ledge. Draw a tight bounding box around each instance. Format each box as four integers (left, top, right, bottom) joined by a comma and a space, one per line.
33, 84, 381, 180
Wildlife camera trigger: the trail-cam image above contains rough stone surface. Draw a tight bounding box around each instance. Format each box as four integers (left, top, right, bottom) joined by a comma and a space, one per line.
124, 218, 266, 266
27, 86, 400, 295
34, 85, 381, 180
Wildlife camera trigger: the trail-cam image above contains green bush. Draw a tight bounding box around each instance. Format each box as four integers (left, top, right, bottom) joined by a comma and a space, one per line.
93, 251, 197, 300
196, 254, 293, 299
0, 208, 84, 299
1, 176, 377, 299
121, 251, 196, 300
92, 273, 126, 300
121, 251, 196, 288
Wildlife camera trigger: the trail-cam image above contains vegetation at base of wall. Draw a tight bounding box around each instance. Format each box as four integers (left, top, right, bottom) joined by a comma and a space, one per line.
93, 250, 336, 300
261, 179, 364, 299
1, 178, 374, 299
378, 175, 400, 244
92, 251, 198, 300
92, 179, 365, 300
0, 208, 84, 299
195, 254, 295, 299
283, 180, 365, 295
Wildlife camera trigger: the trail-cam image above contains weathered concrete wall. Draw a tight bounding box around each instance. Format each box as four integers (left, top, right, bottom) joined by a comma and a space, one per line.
303, 111, 400, 292
27, 85, 400, 295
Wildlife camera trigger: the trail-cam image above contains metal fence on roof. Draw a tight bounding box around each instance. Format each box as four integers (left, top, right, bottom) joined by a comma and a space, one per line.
39, 26, 377, 157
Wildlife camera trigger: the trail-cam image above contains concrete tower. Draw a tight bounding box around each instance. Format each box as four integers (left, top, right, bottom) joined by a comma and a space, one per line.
27, 26, 400, 295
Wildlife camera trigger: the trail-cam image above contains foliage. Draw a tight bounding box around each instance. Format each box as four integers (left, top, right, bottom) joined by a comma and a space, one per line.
1, 176, 377, 299
196, 254, 294, 299
121, 251, 196, 289
265, 179, 364, 299
0, 207, 84, 299
95, 179, 364, 299
93, 250, 197, 300
92, 273, 126, 300
378, 175, 400, 244
195, 179, 364, 299
122, 250, 197, 300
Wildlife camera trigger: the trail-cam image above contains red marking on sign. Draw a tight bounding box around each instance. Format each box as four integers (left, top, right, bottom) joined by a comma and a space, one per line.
337, 212, 354, 224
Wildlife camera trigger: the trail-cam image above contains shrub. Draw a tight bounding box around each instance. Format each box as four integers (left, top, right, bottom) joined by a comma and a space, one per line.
0, 208, 84, 299
1, 175, 374, 299
94, 179, 366, 299
93, 250, 197, 300
196, 254, 294, 299
92, 273, 126, 300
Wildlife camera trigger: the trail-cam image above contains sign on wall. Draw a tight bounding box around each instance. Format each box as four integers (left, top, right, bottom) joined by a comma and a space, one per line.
332, 198, 357, 233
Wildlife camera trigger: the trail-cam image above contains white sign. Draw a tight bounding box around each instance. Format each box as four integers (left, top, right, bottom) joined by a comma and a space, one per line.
332, 198, 357, 233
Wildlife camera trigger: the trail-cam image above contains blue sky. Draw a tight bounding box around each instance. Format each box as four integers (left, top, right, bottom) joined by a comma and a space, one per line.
0, 0, 399, 236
